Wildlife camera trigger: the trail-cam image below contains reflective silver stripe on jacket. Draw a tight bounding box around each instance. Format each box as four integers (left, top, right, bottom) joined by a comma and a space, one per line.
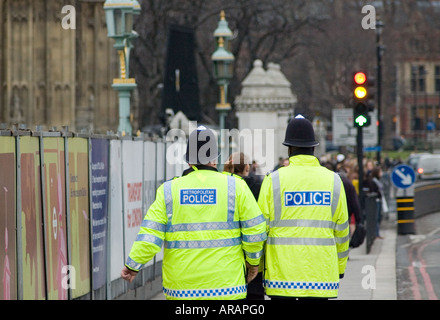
338, 250, 349, 259
331, 172, 341, 218
165, 237, 241, 249
141, 219, 167, 232
168, 221, 240, 232
164, 180, 173, 225
126, 256, 144, 271
274, 219, 347, 230
335, 234, 350, 244
241, 214, 265, 229
227, 175, 236, 222
242, 232, 267, 243
136, 233, 164, 247
270, 170, 281, 228
244, 249, 264, 259
267, 237, 336, 246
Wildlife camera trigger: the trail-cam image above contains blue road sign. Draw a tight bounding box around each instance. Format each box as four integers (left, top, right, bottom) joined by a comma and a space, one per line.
364, 146, 382, 152
391, 164, 415, 189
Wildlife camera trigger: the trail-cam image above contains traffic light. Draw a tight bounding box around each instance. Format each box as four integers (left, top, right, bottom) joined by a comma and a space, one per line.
352, 71, 373, 127
352, 71, 375, 104
353, 102, 371, 127
353, 71, 367, 100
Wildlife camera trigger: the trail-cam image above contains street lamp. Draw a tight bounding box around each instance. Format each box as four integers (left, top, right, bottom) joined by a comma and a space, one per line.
212, 37, 234, 110
214, 10, 233, 51
104, 0, 141, 136
212, 11, 235, 167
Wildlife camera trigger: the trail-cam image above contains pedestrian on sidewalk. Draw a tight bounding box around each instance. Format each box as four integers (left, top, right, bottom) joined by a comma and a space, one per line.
338, 165, 363, 241
224, 152, 264, 300
258, 115, 349, 299
366, 166, 386, 239
121, 126, 266, 300
224, 152, 262, 200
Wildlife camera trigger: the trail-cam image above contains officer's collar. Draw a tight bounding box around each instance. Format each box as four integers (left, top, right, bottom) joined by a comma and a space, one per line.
182, 164, 218, 176
289, 154, 319, 166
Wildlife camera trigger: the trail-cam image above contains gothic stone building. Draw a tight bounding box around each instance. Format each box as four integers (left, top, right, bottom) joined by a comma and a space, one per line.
0, 0, 123, 133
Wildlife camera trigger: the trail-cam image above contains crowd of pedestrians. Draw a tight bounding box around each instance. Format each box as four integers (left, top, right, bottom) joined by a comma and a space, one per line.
318, 153, 401, 241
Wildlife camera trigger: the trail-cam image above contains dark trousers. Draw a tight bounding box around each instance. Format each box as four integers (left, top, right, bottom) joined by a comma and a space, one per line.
246, 272, 265, 300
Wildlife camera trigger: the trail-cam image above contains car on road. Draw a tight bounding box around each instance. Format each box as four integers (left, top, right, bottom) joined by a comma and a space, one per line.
416, 154, 440, 180
408, 152, 430, 170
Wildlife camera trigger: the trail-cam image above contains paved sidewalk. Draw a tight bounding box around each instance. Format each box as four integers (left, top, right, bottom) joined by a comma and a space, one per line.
337, 212, 397, 300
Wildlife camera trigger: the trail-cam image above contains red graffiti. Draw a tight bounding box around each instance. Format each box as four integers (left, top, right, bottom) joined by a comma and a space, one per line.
127, 182, 142, 202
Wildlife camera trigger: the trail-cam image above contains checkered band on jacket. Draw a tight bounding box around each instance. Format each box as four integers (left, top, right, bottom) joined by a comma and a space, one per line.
163, 285, 247, 298
264, 280, 339, 291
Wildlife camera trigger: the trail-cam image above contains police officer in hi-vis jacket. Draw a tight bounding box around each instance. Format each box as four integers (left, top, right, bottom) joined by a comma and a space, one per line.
121, 126, 266, 300
258, 115, 349, 299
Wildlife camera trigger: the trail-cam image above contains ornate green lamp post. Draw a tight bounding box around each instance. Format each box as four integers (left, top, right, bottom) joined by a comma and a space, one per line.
214, 10, 233, 51
212, 11, 234, 166
104, 0, 141, 136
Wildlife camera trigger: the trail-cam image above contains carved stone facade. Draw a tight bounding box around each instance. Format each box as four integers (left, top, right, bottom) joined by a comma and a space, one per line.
0, 0, 120, 132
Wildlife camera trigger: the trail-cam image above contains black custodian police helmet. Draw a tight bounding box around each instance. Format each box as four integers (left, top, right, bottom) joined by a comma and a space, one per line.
282, 115, 319, 148
184, 126, 220, 164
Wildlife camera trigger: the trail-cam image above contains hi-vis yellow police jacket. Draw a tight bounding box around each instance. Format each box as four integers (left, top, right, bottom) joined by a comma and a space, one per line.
258, 155, 349, 298
126, 166, 267, 300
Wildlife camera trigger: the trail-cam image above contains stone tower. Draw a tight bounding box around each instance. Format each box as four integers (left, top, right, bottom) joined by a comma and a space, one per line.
0, 0, 120, 132
235, 60, 297, 173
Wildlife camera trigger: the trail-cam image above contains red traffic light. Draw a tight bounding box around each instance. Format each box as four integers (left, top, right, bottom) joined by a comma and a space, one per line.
354, 72, 367, 85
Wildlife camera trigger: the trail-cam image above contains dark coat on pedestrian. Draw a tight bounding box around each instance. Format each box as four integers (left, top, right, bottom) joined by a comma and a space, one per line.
339, 174, 362, 225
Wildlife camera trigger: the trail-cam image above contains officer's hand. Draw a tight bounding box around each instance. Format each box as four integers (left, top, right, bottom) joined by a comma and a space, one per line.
121, 266, 138, 283
246, 262, 259, 284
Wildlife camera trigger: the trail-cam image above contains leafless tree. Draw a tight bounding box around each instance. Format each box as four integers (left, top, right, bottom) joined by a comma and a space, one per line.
130, 0, 440, 146
131, 0, 327, 129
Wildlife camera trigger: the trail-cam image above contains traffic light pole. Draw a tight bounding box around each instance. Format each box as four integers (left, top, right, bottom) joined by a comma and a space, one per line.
357, 126, 365, 210
376, 39, 382, 164
376, 20, 384, 164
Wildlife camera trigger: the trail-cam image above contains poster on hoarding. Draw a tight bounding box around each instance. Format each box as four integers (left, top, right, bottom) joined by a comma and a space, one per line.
122, 140, 144, 261
19, 136, 46, 300
0, 136, 17, 300
90, 138, 109, 290
109, 139, 124, 281
67, 137, 91, 297
43, 137, 68, 300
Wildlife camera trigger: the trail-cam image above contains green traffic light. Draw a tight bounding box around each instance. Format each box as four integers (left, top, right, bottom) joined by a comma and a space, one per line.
353, 102, 371, 127
355, 115, 368, 126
